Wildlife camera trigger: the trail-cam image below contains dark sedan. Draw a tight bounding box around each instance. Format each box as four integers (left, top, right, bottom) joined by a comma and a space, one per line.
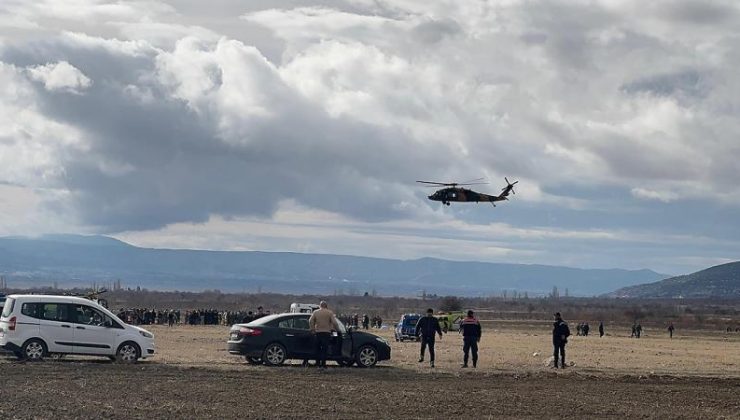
227, 313, 391, 367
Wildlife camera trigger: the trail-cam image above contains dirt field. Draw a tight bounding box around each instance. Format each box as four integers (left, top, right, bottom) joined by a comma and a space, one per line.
1, 323, 739, 419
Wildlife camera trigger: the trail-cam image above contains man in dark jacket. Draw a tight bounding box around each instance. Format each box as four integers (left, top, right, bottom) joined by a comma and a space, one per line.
459, 310, 481, 368
415, 308, 443, 367
552, 312, 570, 369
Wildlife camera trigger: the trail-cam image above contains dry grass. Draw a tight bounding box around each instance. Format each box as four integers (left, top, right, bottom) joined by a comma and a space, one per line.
145, 321, 740, 378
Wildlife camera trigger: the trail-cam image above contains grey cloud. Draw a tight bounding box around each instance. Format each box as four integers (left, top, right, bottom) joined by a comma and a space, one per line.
659, 0, 738, 25
4, 36, 453, 232
621, 70, 707, 99
411, 19, 462, 44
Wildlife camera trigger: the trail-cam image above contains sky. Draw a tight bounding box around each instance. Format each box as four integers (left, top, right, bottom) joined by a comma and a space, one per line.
0, 0, 739, 275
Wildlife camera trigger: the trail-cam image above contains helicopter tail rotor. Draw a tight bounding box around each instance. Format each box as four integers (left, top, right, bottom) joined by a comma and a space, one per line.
503, 177, 519, 195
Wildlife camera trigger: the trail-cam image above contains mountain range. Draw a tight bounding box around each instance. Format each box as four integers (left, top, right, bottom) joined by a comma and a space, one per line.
0, 234, 668, 296
608, 261, 740, 298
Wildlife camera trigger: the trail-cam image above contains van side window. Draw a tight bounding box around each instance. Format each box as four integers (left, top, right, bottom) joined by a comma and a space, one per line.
73, 305, 117, 327
21, 303, 41, 318
40, 303, 72, 322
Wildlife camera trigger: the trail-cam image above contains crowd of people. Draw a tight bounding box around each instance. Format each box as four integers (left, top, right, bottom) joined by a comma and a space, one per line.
115, 306, 273, 326
336, 313, 384, 329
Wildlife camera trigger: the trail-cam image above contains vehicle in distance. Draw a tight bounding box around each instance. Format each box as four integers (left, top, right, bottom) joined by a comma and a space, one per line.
227, 313, 391, 367
436, 312, 464, 333
394, 313, 422, 342
289, 303, 320, 314
0, 294, 155, 363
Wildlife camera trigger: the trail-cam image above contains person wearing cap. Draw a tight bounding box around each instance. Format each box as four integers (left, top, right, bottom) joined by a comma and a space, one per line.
309, 301, 340, 370
415, 308, 443, 367
552, 312, 571, 369
459, 310, 482, 368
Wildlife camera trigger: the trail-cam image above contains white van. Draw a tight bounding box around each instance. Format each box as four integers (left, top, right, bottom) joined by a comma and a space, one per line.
0, 294, 155, 363
289, 303, 320, 314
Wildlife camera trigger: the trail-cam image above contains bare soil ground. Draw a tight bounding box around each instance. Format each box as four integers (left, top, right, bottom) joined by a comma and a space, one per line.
1, 323, 739, 419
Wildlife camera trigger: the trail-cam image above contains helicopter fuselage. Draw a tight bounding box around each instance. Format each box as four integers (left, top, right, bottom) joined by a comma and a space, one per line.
428, 187, 501, 206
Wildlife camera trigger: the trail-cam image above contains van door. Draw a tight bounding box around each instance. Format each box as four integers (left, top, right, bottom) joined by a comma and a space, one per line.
71, 304, 117, 355
37, 303, 75, 354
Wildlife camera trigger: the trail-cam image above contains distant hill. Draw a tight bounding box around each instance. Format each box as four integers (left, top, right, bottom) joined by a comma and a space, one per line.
608, 261, 740, 298
0, 235, 667, 296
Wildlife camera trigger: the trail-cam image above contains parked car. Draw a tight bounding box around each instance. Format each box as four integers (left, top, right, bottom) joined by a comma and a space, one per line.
227, 313, 391, 367
0, 294, 155, 363
394, 313, 422, 342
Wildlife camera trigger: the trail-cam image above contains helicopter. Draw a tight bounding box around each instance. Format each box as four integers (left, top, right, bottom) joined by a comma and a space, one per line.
417, 177, 518, 206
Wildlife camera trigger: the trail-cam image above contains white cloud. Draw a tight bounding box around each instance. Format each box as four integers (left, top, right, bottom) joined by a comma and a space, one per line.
631, 187, 679, 202
27, 61, 92, 93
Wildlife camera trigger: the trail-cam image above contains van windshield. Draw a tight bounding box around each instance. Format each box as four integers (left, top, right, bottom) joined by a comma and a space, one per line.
1, 298, 14, 318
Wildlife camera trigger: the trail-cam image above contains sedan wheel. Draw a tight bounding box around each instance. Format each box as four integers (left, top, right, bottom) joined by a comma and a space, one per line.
116, 342, 140, 364
355, 345, 378, 368
23, 339, 46, 361
262, 343, 287, 366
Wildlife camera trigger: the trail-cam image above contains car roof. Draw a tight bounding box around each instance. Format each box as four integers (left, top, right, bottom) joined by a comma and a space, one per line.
6, 294, 100, 305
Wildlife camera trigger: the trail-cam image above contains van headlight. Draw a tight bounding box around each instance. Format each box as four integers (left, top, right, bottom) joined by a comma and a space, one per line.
139, 330, 154, 339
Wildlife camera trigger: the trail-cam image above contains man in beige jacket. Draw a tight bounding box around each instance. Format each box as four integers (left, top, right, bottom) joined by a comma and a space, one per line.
309, 301, 339, 369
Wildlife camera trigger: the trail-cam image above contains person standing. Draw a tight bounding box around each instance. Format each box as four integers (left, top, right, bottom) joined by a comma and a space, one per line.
668, 322, 675, 339
598, 321, 604, 337
309, 301, 339, 370
459, 310, 481, 368
552, 312, 570, 369
415, 308, 443, 368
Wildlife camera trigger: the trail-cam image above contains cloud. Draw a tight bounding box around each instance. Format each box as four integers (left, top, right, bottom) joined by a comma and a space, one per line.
27, 61, 92, 93
0, 0, 739, 274
631, 187, 680, 202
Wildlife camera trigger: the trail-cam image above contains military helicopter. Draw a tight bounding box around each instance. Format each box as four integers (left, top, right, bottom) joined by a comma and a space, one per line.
417, 177, 518, 206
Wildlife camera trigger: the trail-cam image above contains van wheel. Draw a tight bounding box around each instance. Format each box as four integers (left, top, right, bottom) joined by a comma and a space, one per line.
22, 339, 47, 361
262, 343, 287, 366
116, 342, 140, 363
355, 345, 378, 368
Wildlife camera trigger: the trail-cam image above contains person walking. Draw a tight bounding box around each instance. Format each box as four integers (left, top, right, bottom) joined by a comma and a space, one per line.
668, 322, 675, 339
415, 308, 443, 368
598, 321, 604, 337
309, 301, 339, 370
552, 312, 571, 369
459, 310, 481, 368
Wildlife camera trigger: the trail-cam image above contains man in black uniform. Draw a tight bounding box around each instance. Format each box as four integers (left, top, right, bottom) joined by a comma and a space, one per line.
415, 308, 443, 368
459, 310, 481, 368
552, 312, 570, 369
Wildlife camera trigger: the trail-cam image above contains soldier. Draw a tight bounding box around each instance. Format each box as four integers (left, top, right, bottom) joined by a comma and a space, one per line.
598, 321, 604, 337
636, 323, 642, 338
459, 310, 481, 368
415, 308, 443, 368
668, 322, 675, 339
552, 312, 571, 369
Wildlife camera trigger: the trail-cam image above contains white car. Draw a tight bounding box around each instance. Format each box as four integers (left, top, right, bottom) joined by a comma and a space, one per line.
0, 294, 155, 362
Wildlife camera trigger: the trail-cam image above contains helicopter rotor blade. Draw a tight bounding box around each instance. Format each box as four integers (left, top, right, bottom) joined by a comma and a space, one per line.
460, 177, 486, 184
416, 180, 453, 186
